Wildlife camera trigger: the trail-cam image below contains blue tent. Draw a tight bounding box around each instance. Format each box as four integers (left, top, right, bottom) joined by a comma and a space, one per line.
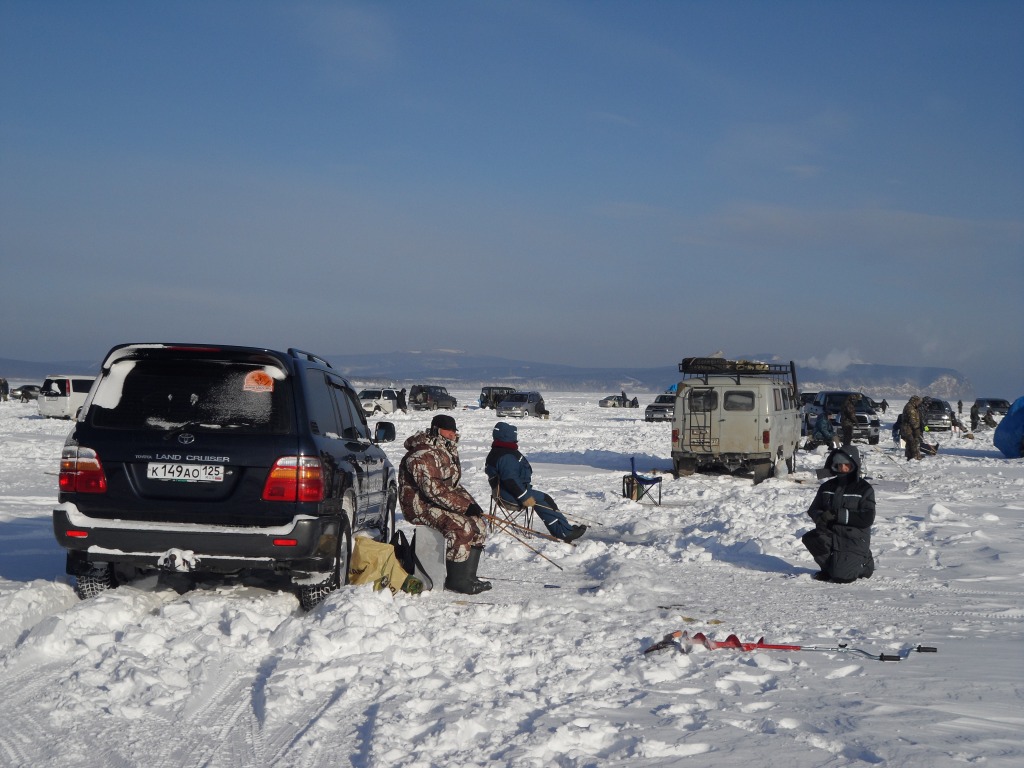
993, 396, 1024, 459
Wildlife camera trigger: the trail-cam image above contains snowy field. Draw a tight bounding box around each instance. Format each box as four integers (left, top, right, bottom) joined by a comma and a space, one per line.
0, 389, 1022, 768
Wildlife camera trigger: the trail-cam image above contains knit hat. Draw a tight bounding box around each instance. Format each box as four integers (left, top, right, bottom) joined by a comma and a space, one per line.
430, 414, 457, 432
492, 421, 517, 443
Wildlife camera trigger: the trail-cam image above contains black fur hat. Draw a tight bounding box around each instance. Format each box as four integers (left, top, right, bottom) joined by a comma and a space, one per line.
430, 414, 457, 432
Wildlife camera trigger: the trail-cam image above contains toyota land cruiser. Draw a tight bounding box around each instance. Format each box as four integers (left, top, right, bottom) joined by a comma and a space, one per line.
52, 343, 398, 609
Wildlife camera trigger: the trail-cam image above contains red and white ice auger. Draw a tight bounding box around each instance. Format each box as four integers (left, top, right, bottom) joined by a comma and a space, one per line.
643, 630, 938, 662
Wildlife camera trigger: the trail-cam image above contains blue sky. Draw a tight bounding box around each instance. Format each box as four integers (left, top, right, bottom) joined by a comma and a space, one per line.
1, 1, 1021, 395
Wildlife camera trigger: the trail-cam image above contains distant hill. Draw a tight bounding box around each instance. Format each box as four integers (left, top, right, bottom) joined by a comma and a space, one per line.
0, 358, 101, 382
324, 350, 973, 399
0, 350, 974, 399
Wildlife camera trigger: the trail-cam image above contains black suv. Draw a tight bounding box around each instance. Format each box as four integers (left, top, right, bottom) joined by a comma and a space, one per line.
52, 343, 398, 609
409, 384, 457, 410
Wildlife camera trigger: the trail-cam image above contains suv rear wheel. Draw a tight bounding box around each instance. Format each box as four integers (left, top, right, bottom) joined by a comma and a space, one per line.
298, 518, 352, 611
75, 564, 115, 600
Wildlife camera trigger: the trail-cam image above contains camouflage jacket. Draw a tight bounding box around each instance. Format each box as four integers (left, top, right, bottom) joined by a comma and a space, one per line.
399, 430, 477, 519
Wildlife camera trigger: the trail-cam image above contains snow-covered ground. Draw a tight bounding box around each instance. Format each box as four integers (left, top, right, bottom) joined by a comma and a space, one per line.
0, 390, 1021, 767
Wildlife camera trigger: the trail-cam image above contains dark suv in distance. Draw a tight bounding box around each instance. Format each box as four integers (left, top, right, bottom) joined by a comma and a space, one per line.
479, 386, 516, 409
409, 384, 457, 410
52, 343, 398, 610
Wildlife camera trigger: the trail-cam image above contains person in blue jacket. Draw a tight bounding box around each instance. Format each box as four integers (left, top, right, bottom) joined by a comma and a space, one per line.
485, 421, 586, 543
808, 409, 838, 449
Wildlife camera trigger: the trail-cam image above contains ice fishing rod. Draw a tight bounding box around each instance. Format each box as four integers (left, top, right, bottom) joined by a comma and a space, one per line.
482, 514, 565, 570
533, 502, 605, 527
643, 631, 937, 662
481, 512, 566, 544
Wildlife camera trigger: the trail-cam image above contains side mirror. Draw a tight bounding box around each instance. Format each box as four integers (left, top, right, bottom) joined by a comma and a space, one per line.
374, 422, 396, 443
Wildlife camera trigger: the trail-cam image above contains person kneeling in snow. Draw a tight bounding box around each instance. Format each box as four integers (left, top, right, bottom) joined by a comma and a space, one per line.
801, 446, 875, 583
485, 421, 586, 543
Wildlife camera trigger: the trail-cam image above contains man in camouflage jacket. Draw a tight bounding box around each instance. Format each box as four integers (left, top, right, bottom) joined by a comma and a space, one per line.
900, 395, 924, 460
399, 414, 491, 593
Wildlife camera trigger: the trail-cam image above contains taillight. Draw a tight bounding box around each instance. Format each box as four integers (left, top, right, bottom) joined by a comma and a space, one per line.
59, 446, 108, 494
262, 456, 324, 503
762, 430, 771, 447
671, 428, 679, 444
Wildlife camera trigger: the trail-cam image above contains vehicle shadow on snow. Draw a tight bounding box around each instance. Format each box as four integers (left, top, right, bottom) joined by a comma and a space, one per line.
529, 448, 671, 473
0, 516, 68, 583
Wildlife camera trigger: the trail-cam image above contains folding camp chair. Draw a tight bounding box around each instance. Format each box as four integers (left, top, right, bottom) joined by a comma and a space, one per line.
487, 477, 537, 534
623, 457, 662, 506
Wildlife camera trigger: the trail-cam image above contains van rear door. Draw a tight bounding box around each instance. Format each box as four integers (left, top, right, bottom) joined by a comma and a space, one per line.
716, 387, 761, 456
680, 386, 720, 455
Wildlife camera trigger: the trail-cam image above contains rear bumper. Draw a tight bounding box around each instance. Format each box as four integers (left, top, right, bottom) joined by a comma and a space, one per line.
53, 504, 340, 576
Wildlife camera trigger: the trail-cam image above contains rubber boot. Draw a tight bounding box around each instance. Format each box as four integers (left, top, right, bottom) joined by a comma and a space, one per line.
466, 545, 492, 592
444, 547, 492, 594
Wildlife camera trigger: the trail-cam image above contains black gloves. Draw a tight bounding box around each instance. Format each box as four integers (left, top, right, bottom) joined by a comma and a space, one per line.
820, 509, 836, 524
465, 502, 483, 518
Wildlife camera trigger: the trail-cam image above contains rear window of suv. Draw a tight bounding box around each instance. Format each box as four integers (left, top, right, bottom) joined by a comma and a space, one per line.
89, 359, 294, 434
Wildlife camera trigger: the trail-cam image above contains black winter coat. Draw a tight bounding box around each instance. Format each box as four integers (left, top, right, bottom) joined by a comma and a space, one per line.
806, 465, 876, 581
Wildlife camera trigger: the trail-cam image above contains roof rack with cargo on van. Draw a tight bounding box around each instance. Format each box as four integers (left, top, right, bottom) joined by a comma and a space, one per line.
679, 357, 798, 392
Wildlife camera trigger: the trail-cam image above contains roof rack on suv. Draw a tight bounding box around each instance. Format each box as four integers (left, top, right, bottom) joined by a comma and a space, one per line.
678, 357, 798, 390
289, 348, 334, 368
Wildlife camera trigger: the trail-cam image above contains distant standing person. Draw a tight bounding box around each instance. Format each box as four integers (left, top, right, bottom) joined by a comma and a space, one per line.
970, 402, 980, 432
0, 378, 8, 402
800, 446, 875, 583
840, 394, 858, 445
397, 388, 408, 413
957, 399, 963, 415
880, 399, 889, 413
901, 396, 924, 460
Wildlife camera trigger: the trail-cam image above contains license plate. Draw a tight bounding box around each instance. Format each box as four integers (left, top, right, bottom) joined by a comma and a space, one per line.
148, 463, 224, 482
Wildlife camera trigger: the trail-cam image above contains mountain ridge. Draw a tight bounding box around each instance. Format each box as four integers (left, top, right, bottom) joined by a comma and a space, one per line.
0, 350, 975, 399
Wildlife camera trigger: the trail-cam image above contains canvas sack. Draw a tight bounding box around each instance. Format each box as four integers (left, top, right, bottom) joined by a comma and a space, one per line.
349, 537, 423, 594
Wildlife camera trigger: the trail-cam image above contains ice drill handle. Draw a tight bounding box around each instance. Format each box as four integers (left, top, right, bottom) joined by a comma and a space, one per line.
916, 646, 938, 653
879, 654, 903, 662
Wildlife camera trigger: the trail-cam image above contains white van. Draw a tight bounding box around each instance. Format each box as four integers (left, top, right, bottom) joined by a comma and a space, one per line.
671, 358, 801, 484
38, 375, 96, 419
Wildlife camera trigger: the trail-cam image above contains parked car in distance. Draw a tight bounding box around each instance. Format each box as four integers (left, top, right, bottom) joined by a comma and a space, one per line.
973, 398, 1010, 420
803, 391, 881, 444
51, 343, 398, 610
921, 399, 954, 431
479, 386, 516, 409
409, 384, 457, 411
38, 374, 96, 419
645, 394, 675, 422
599, 394, 639, 408
10, 383, 41, 401
497, 391, 547, 418
358, 387, 401, 415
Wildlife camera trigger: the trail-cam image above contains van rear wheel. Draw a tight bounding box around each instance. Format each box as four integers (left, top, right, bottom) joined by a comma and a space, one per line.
752, 461, 773, 485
